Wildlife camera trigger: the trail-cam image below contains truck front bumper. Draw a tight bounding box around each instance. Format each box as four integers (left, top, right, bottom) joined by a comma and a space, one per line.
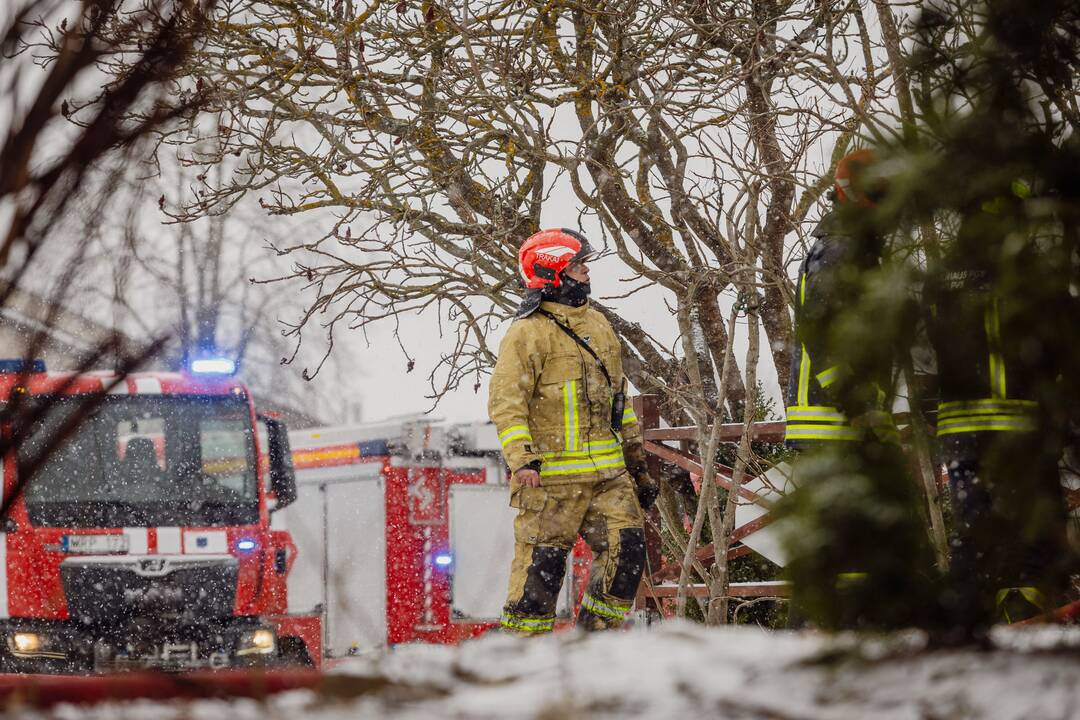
0, 618, 279, 673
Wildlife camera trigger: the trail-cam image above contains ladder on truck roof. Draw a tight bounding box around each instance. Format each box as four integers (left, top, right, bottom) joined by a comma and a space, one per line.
289, 417, 501, 462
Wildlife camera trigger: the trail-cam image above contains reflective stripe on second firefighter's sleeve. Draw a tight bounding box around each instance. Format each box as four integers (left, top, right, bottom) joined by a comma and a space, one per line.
937, 415, 1036, 435
985, 298, 1007, 400
499, 424, 533, 448
797, 272, 811, 406
938, 399, 1037, 417
815, 365, 842, 389
622, 405, 638, 425
936, 398, 1037, 435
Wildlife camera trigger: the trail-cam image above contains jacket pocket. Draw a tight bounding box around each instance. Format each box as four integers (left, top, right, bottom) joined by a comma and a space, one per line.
510, 484, 548, 511
533, 354, 584, 455
538, 354, 583, 386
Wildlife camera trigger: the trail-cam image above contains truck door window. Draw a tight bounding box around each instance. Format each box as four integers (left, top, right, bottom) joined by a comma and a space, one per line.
199, 418, 251, 496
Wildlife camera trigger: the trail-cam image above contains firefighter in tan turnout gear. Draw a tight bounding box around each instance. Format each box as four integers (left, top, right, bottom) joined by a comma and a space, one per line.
489, 228, 658, 634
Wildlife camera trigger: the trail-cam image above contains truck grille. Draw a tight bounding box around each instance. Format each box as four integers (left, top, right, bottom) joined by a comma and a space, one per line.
60, 555, 239, 625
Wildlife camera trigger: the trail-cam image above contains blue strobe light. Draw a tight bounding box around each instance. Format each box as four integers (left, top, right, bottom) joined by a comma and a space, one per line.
236, 538, 258, 552
190, 357, 237, 375
434, 553, 453, 567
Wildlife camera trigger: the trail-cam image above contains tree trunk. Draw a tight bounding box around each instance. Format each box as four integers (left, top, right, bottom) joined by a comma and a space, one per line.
708, 256, 761, 625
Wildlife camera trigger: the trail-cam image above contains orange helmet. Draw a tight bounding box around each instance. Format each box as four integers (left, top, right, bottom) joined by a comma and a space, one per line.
518, 228, 594, 289
834, 149, 882, 207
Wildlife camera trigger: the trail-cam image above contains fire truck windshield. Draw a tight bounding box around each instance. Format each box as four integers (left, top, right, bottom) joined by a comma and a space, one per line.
19, 395, 259, 528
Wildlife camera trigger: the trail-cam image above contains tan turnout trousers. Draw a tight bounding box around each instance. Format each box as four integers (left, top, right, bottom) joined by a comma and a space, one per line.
501, 472, 645, 633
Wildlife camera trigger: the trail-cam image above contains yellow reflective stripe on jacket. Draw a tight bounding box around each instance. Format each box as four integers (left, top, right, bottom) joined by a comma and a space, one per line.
622, 406, 638, 424
938, 399, 1036, 418
563, 380, 579, 452
796, 271, 811, 406
580, 593, 631, 620
985, 299, 1007, 400
785, 402, 860, 442
541, 453, 626, 477
785, 405, 849, 424
815, 365, 841, 389
797, 346, 811, 407
784, 424, 862, 441
587, 438, 621, 453
499, 425, 533, 448
541, 450, 624, 465
541, 439, 621, 459
937, 397, 1037, 435
937, 416, 1036, 435
500, 613, 555, 633
541, 450, 626, 477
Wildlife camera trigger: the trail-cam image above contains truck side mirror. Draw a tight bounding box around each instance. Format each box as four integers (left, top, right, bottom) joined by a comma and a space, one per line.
259, 414, 297, 511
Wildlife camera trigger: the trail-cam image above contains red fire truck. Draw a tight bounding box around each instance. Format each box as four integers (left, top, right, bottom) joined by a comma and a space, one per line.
281, 419, 591, 655
0, 359, 321, 672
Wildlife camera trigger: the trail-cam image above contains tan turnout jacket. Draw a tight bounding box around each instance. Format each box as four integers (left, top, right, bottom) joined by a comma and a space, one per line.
488, 301, 648, 484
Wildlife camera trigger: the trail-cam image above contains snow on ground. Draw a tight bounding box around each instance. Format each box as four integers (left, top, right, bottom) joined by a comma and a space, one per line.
23, 623, 1080, 720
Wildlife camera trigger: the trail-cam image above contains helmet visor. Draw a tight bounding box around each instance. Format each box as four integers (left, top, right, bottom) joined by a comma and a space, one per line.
559, 229, 595, 264
571, 242, 595, 265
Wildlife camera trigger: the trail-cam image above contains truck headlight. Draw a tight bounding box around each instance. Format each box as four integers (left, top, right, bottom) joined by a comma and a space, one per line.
7, 631, 65, 659
12, 632, 41, 653
237, 628, 276, 656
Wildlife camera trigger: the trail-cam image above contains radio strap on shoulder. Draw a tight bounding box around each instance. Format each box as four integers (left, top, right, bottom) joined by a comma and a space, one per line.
538, 309, 627, 434
537, 309, 611, 386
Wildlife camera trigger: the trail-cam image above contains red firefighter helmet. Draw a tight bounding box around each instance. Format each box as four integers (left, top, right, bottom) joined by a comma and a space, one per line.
518, 228, 595, 289
834, 148, 882, 207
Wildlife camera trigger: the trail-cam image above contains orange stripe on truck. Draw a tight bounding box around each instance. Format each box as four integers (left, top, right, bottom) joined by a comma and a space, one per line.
291, 444, 361, 470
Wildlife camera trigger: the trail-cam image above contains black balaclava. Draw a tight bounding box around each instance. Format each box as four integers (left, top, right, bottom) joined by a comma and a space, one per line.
545, 274, 590, 307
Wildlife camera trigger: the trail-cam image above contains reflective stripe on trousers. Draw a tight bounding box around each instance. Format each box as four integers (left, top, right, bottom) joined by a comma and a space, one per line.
580, 593, 631, 620
500, 613, 555, 634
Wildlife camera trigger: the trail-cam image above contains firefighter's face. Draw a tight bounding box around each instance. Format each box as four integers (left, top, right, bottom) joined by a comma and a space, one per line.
563, 259, 590, 283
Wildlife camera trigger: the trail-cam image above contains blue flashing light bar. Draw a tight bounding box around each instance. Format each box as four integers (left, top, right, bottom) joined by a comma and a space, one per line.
236, 538, 258, 552
434, 553, 453, 567
190, 357, 237, 375
0, 359, 46, 374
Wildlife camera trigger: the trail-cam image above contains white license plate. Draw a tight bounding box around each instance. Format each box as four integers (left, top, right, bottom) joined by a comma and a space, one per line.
105, 643, 232, 671
63, 534, 130, 553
